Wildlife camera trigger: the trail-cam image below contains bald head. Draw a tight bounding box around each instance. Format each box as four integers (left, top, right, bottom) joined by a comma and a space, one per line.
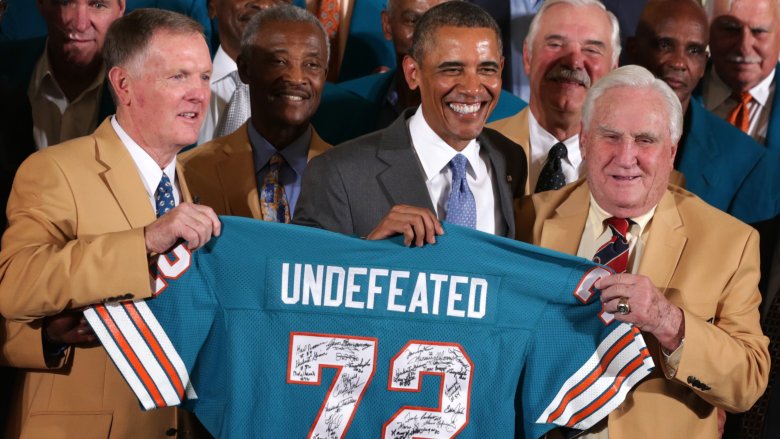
628, 0, 708, 112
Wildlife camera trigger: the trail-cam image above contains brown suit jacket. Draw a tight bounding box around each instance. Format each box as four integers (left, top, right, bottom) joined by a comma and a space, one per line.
0, 119, 208, 438
180, 122, 330, 218
517, 180, 769, 438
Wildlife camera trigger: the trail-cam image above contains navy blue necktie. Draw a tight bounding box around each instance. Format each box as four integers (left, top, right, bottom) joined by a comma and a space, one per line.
155, 173, 175, 218
535, 142, 568, 193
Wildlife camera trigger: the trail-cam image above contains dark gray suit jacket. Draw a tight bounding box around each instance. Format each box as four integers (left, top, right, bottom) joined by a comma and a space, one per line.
294, 109, 527, 238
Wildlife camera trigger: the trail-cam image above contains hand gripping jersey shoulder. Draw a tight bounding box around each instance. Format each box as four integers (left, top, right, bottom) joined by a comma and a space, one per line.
85, 217, 654, 438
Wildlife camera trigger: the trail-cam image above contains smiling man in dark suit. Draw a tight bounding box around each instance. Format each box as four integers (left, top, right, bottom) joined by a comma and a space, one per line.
294, 1, 526, 245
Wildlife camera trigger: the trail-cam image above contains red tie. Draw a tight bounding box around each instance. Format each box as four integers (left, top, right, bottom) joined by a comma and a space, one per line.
592, 217, 631, 274
727, 92, 752, 134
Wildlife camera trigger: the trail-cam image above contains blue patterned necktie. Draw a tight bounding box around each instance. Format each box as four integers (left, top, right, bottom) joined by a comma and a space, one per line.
260, 153, 291, 223
535, 142, 568, 193
155, 172, 175, 218
445, 154, 477, 229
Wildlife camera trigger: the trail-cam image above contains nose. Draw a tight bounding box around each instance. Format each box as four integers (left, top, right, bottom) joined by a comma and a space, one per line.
613, 141, 639, 167
561, 45, 586, 70
738, 25, 755, 55
666, 46, 687, 72
459, 68, 482, 96
63, 3, 91, 33
187, 77, 210, 104
282, 62, 306, 85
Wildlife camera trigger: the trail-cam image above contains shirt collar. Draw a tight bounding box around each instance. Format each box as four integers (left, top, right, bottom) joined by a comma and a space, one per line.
31, 38, 107, 104
212, 45, 238, 84
707, 66, 776, 107
248, 121, 312, 176
528, 109, 581, 164
586, 194, 656, 239
111, 116, 177, 198
408, 105, 480, 181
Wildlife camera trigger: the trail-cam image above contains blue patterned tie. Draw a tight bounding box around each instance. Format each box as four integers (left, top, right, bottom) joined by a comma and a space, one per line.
445, 154, 477, 229
155, 173, 175, 218
260, 153, 291, 223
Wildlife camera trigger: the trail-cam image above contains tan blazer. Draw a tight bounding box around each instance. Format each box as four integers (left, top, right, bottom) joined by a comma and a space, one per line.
180, 122, 331, 218
516, 180, 769, 438
0, 119, 208, 438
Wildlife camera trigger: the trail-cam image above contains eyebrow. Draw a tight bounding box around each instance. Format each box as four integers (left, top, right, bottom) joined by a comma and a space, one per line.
437, 61, 465, 69
545, 34, 606, 49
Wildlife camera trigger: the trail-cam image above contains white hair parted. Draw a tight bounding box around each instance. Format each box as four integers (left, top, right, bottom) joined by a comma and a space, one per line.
582, 65, 683, 143
525, 0, 621, 66
705, 0, 780, 21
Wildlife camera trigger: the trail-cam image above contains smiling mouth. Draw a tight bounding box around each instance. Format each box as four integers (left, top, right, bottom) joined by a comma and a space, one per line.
448, 102, 482, 114
612, 175, 639, 182
179, 112, 199, 119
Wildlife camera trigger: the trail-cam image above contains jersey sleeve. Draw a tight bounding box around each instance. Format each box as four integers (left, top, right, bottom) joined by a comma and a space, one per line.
84, 243, 214, 411
519, 266, 655, 438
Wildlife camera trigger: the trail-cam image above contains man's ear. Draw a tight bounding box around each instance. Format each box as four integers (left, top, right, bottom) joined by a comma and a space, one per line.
522, 41, 531, 76
107, 66, 133, 106
402, 55, 420, 91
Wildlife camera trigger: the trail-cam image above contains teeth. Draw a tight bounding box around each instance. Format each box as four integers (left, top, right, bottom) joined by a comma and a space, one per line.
449, 103, 481, 114
180, 112, 196, 118
282, 95, 303, 101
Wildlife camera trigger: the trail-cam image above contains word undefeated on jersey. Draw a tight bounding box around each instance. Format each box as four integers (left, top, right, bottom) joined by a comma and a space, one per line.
84, 217, 654, 438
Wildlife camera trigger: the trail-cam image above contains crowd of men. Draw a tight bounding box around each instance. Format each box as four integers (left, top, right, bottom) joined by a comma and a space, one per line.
0, 0, 778, 437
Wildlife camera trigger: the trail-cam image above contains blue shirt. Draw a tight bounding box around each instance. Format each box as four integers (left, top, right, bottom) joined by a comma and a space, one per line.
248, 121, 311, 214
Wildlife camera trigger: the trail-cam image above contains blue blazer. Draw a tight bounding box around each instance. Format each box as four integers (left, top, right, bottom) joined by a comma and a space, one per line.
677, 98, 780, 223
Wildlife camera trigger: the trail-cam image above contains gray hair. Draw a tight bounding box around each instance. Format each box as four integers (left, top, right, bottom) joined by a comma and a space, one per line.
103, 8, 203, 73
526, 0, 621, 66
582, 65, 683, 143
705, 0, 780, 20
409, 1, 501, 61
240, 3, 329, 62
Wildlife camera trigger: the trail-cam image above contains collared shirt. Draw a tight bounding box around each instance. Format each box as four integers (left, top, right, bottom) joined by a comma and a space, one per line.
573, 195, 683, 439
111, 116, 181, 212
407, 106, 505, 236
198, 46, 239, 145
27, 41, 106, 149
248, 121, 311, 214
703, 67, 776, 145
528, 110, 583, 191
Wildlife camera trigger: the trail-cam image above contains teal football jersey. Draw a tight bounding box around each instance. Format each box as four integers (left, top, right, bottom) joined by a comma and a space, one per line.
84, 217, 653, 438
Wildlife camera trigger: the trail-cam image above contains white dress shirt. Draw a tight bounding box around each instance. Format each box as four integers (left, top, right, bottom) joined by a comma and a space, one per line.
198, 46, 239, 144
28, 41, 106, 149
528, 111, 583, 191
703, 67, 776, 145
111, 116, 181, 212
407, 106, 505, 236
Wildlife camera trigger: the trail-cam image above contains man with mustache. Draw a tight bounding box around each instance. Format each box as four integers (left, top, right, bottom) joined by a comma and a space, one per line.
295, 1, 525, 245
488, 0, 619, 193
198, 0, 292, 143
628, 0, 780, 224
701, 0, 780, 161
182, 4, 330, 221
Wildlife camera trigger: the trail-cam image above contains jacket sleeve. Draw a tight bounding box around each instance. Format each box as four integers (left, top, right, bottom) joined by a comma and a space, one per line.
0, 152, 153, 322
669, 228, 770, 412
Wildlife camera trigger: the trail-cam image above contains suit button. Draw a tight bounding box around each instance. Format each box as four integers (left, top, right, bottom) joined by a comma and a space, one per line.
165, 428, 177, 436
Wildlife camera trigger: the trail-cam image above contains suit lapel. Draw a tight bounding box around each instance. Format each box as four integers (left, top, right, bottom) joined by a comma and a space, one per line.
488, 107, 531, 193
308, 127, 332, 161
540, 181, 589, 255
376, 112, 435, 210
479, 131, 515, 237
215, 124, 261, 219
94, 120, 156, 229
766, 62, 780, 156
638, 190, 687, 297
